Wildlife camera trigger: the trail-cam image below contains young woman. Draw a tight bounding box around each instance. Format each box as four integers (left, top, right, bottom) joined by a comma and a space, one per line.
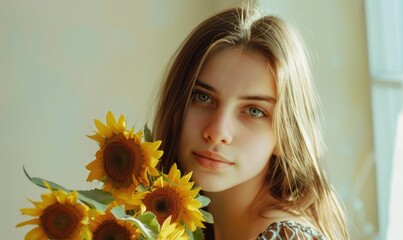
152, 6, 349, 240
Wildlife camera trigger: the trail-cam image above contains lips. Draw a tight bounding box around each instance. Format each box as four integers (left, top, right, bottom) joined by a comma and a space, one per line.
192, 150, 234, 170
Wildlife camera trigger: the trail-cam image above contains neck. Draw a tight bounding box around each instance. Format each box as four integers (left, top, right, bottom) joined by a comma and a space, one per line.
204, 170, 274, 240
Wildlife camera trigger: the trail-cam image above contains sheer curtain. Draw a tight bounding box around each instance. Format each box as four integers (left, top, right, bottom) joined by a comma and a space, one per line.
387, 112, 403, 239
365, 0, 403, 239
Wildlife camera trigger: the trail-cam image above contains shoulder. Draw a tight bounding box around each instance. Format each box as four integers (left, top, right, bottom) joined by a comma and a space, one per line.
256, 220, 327, 240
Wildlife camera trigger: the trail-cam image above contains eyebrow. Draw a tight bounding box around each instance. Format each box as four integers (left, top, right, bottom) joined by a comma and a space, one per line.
195, 80, 216, 92
195, 80, 277, 103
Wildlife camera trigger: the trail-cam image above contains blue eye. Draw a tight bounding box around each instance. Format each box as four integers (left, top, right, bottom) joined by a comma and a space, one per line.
193, 91, 211, 103
246, 107, 265, 118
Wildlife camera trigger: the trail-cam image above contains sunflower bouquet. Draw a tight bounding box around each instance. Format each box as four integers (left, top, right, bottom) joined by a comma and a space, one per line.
17, 111, 212, 240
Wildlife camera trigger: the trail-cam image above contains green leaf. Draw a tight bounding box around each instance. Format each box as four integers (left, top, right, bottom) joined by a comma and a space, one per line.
24, 166, 70, 191
111, 207, 159, 240
186, 227, 194, 240
77, 189, 114, 205
136, 183, 150, 192
200, 209, 214, 224
143, 124, 153, 142
196, 195, 211, 208
110, 205, 126, 218
24, 166, 69, 191
191, 227, 205, 240
186, 227, 205, 240
23, 166, 112, 211
77, 189, 113, 212
136, 212, 160, 234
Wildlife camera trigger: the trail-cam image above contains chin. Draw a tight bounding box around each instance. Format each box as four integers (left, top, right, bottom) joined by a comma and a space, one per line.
200, 186, 227, 193
192, 174, 231, 193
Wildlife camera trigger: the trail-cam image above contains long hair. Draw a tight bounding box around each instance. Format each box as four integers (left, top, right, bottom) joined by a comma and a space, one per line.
153, 7, 349, 240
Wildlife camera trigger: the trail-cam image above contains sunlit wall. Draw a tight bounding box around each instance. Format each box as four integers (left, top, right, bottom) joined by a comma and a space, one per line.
0, 0, 376, 239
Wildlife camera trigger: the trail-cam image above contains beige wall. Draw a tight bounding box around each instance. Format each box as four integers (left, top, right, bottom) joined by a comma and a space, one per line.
0, 0, 376, 239
0, 1, 233, 238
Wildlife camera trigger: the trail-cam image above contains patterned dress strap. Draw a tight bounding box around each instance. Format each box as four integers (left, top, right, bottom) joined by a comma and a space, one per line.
256, 220, 327, 240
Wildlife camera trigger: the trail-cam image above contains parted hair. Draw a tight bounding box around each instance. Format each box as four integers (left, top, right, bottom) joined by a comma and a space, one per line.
153, 6, 349, 240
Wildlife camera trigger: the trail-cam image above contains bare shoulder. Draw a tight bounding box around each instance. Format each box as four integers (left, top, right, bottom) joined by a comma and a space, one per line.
256, 220, 327, 240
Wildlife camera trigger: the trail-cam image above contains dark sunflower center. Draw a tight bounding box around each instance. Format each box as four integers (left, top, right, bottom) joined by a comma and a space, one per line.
93, 220, 132, 240
103, 140, 136, 185
40, 203, 80, 239
143, 186, 181, 225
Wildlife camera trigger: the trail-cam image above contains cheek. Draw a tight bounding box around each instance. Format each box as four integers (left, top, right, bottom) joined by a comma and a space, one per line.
180, 111, 198, 139
181, 108, 206, 138
178, 110, 200, 158
239, 129, 276, 162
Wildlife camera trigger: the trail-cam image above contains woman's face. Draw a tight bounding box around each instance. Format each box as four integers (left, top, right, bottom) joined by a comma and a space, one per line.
178, 48, 277, 192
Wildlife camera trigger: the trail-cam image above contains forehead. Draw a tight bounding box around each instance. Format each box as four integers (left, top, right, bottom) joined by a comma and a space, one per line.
198, 48, 277, 98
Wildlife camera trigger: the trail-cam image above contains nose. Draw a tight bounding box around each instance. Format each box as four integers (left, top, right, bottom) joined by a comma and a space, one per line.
202, 110, 233, 144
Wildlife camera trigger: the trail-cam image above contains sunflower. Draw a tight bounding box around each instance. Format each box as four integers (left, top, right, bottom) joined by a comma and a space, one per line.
89, 208, 141, 240
140, 163, 205, 232
158, 216, 187, 240
86, 111, 163, 196
16, 183, 91, 240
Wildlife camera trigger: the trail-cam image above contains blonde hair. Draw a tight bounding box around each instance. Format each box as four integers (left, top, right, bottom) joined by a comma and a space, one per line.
153, 7, 349, 240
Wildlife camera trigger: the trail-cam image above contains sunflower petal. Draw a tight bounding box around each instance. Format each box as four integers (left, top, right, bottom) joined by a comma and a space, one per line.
25, 226, 47, 240
94, 119, 113, 138
19, 208, 42, 216
16, 218, 40, 227
117, 114, 126, 132
19, 188, 90, 240
86, 159, 104, 181
106, 111, 120, 134
87, 133, 104, 145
